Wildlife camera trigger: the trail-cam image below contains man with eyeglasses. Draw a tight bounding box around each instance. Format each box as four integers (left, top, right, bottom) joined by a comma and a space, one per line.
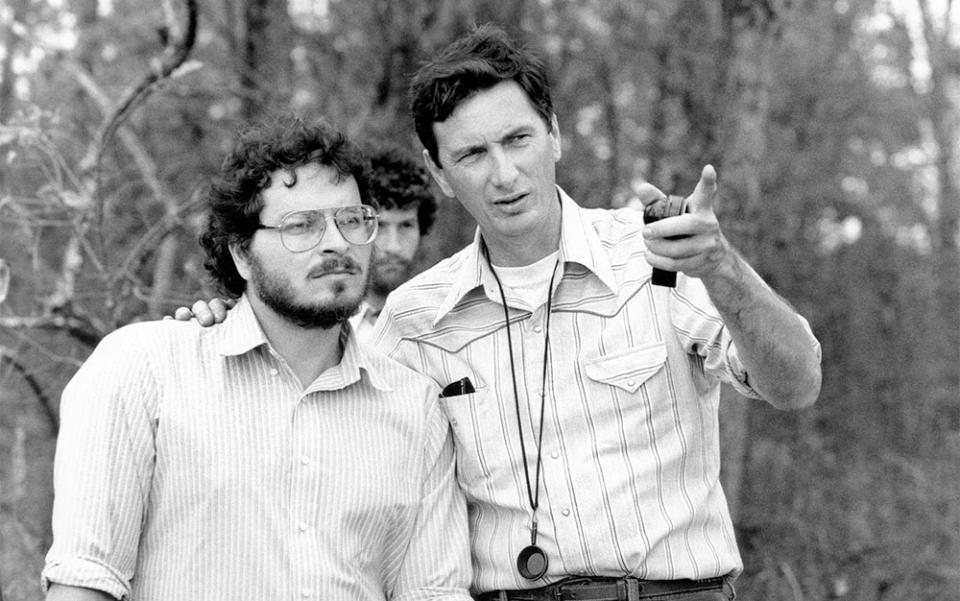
41, 115, 471, 601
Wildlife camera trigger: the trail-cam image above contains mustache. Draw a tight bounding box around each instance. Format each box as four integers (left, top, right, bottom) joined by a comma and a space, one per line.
308, 256, 364, 277
373, 252, 412, 266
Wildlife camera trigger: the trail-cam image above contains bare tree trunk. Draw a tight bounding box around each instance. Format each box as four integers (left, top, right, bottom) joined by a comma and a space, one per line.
919, 0, 959, 254
598, 56, 621, 208
239, 0, 294, 119
715, 0, 780, 519
918, 0, 960, 442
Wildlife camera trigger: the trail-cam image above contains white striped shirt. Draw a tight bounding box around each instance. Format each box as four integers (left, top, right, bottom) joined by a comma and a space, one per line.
373, 188, 815, 593
42, 296, 471, 601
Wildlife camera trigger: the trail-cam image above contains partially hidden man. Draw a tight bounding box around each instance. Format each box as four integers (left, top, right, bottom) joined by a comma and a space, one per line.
371, 25, 823, 600
42, 116, 471, 601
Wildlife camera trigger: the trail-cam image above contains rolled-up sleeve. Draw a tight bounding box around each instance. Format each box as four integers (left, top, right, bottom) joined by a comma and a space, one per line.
42, 330, 158, 599
391, 390, 472, 601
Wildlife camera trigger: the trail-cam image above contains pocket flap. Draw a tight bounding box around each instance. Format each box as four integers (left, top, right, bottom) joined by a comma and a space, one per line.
583, 341, 667, 393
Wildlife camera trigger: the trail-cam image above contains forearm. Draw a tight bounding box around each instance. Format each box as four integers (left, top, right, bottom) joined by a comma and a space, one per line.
701, 248, 822, 409
46, 584, 116, 601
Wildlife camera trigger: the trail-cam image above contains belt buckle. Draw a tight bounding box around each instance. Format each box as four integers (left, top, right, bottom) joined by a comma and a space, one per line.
554, 577, 591, 600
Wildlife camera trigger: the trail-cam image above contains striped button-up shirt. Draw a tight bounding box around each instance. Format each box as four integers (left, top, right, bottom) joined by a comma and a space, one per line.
42, 296, 471, 601
374, 188, 816, 593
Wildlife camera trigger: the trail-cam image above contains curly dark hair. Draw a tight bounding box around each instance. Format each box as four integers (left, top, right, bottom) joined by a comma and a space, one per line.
366, 142, 437, 235
409, 23, 554, 167
200, 115, 372, 297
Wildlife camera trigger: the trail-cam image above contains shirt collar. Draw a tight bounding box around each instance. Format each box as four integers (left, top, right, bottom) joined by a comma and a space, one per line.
555, 186, 619, 293
214, 295, 392, 392
432, 186, 619, 325
214, 295, 269, 357
338, 319, 393, 392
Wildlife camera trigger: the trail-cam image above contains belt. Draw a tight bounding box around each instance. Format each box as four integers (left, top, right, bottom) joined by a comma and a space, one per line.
475, 575, 727, 601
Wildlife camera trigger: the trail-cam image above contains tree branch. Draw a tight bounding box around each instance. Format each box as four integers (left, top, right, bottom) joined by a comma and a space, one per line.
0, 345, 58, 433
0, 315, 104, 348
82, 0, 198, 177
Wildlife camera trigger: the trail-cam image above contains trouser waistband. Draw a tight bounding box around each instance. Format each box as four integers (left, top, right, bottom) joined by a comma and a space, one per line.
474, 575, 729, 601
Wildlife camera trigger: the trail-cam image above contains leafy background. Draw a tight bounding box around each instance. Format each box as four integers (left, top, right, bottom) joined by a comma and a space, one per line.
1, 1, 958, 599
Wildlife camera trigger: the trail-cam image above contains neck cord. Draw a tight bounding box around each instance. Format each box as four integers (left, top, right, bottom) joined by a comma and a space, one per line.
488, 257, 560, 531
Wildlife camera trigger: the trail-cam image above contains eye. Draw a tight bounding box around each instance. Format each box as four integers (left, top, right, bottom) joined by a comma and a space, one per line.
338, 213, 363, 228
457, 147, 485, 163
281, 215, 315, 235
506, 133, 530, 145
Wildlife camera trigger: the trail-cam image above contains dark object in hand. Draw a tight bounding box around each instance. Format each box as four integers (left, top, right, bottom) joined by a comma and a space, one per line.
642, 195, 689, 287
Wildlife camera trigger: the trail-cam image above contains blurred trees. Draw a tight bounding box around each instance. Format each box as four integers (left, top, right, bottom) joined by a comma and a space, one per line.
1, 0, 958, 599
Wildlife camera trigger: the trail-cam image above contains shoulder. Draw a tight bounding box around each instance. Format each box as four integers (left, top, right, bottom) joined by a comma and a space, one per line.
580, 205, 647, 248
78, 319, 209, 380
380, 244, 476, 336
95, 318, 205, 355
363, 343, 440, 391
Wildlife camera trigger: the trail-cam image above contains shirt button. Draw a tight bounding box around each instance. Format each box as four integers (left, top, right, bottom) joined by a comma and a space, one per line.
269, 368, 279, 376
297, 522, 308, 532
533, 325, 542, 333
300, 455, 310, 465
551, 451, 560, 459
626, 379, 636, 387
450, 419, 458, 427
301, 588, 312, 598
562, 509, 571, 517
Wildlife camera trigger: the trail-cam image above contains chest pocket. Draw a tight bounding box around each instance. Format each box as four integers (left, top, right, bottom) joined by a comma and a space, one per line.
438, 389, 512, 495
583, 341, 667, 392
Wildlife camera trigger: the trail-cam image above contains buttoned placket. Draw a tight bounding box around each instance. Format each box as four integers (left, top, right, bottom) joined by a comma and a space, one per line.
528, 304, 585, 570
290, 386, 324, 601
264, 346, 325, 601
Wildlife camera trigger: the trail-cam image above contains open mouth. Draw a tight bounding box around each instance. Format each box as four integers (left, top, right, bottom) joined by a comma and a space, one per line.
493, 192, 528, 206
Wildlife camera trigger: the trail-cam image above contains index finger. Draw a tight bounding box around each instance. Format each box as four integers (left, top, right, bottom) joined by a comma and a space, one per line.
687, 165, 718, 215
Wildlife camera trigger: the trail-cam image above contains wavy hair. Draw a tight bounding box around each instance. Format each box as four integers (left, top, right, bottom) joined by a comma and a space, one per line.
366, 142, 437, 235
199, 115, 372, 297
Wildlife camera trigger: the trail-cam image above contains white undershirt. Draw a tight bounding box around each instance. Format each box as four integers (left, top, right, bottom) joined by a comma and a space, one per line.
490, 250, 560, 310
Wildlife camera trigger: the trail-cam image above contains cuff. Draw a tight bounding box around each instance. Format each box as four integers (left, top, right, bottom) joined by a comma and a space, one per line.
41, 557, 129, 600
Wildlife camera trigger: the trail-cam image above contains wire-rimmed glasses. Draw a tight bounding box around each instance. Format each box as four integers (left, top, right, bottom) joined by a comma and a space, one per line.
257, 205, 379, 252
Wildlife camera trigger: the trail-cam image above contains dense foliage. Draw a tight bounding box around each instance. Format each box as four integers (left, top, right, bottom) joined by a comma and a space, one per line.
1, 1, 957, 599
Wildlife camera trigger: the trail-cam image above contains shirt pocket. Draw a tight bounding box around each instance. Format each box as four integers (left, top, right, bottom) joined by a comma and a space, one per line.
439, 390, 506, 492
583, 341, 667, 393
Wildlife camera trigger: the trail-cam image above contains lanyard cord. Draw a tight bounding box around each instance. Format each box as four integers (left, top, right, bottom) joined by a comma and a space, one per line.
488, 258, 560, 520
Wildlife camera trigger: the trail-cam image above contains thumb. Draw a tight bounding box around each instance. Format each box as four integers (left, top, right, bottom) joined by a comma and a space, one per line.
688, 165, 718, 215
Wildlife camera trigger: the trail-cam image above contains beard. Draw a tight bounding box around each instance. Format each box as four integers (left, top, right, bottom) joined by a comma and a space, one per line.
248, 254, 369, 330
371, 253, 413, 297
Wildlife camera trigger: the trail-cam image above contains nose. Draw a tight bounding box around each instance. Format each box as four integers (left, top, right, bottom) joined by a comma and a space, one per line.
315, 214, 352, 253
375, 225, 402, 254
489, 146, 519, 188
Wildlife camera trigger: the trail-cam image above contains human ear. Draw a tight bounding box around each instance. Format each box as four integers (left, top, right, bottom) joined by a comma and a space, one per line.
549, 114, 561, 162
228, 243, 252, 281
423, 149, 456, 199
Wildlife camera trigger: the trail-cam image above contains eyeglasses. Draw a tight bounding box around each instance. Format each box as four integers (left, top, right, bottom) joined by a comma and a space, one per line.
257, 206, 379, 252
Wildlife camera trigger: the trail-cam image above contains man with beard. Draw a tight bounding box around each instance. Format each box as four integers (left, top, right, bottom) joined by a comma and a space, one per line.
41, 115, 471, 601
350, 143, 437, 341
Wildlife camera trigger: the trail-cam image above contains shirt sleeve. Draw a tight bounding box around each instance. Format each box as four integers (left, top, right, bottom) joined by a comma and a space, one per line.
371, 305, 424, 374
41, 327, 159, 600
390, 388, 472, 601
671, 276, 764, 399
671, 275, 820, 400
